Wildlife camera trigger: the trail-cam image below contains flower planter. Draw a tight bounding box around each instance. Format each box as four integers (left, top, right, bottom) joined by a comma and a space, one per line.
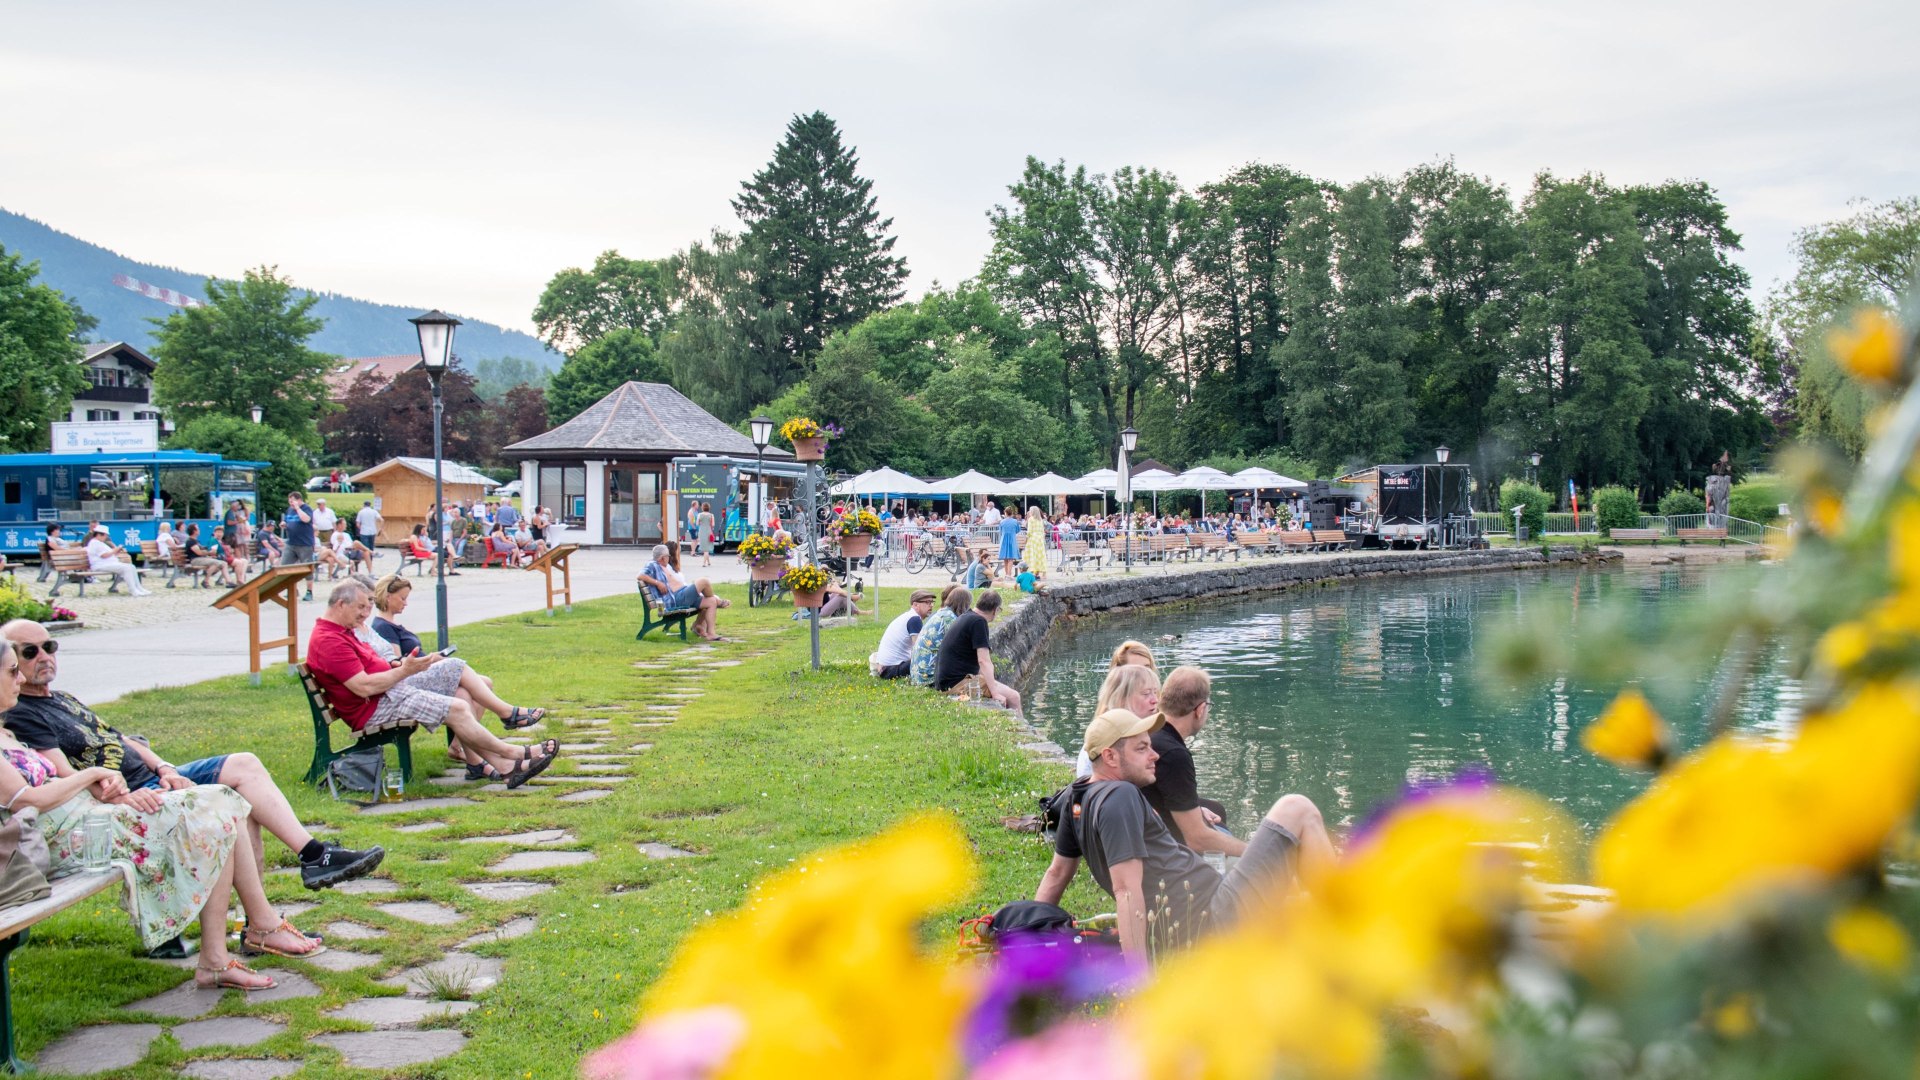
749, 558, 789, 581
837, 534, 872, 558
792, 437, 826, 462
793, 588, 825, 609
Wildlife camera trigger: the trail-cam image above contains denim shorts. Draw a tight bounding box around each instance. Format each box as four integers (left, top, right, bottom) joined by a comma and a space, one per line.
139, 754, 230, 790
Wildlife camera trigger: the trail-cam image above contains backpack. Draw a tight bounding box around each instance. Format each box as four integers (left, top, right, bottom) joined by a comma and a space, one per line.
324, 745, 387, 804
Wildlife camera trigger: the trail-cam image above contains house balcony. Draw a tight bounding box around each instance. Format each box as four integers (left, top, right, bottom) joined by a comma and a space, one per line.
75, 385, 151, 404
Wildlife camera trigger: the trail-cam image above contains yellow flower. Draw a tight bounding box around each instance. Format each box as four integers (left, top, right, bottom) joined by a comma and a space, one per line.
1807, 490, 1845, 536
1816, 621, 1875, 672
1827, 308, 1904, 384
1709, 993, 1757, 1038
637, 815, 976, 1080
1582, 689, 1672, 769
1594, 680, 1920, 921
1829, 906, 1911, 978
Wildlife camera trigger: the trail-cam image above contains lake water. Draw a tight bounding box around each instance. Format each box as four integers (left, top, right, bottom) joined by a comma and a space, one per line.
1026, 564, 1800, 838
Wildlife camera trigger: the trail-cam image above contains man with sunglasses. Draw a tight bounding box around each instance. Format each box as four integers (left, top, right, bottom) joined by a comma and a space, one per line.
0, 621, 383, 891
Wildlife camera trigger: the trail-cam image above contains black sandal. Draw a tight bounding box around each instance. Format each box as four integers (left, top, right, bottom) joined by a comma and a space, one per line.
504, 706, 546, 729
503, 741, 559, 790
464, 762, 502, 781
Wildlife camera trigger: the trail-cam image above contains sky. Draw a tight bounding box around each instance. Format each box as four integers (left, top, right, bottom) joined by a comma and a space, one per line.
4, 0, 1916, 337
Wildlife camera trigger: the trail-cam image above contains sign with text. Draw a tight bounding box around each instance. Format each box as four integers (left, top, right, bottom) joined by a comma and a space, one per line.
51, 420, 159, 453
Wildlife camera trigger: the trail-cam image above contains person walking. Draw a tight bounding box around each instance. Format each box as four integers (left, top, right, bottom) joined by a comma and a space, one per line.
997, 504, 1021, 581
696, 502, 716, 568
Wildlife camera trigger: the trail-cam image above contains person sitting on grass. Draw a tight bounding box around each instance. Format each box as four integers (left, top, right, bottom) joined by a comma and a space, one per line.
932, 589, 1022, 714
910, 586, 968, 688
0, 620, 385, 898
1034, 708, 1335, 961
305, 581, 557, 787
1143, 666, 1241, 856
638, 543, 729, 642
1076, 661, 1163, 778
871, 589, 936, 679
819, 581, 866, 619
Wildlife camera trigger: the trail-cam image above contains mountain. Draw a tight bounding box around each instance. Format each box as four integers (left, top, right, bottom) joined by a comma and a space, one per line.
0, 208, 560, 370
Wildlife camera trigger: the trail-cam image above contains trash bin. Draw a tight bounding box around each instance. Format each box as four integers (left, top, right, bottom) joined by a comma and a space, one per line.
1515, 527, 1530, 541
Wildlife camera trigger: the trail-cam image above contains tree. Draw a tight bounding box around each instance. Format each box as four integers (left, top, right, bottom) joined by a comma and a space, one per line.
149, 266, 332, 444
917, 343, 1064, 476
733, 111, 909, 379
658, 231, 789, 421
316, 363, 488, 467
471, 356, 550, 401
490, 384, 551, 462
794, 334, 925, 474
531, 251, 676, 354
0, 245, 87, 452
546, 328, 672, 425
167, 414, 309, 511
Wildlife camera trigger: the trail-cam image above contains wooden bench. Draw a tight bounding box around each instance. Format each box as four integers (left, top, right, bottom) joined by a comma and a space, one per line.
0, 870, 122, 1072
1607, 528, 1663, 542
45, 548, 121, 598
1237, 530, 1277, 555
1277, 529, 1319, 552
1676, 527, 1729, 545
1149, 534, 1191, 563
636, 584, 698, 642
295, 663, 414, 790
1057, 539, 1101, 570
1311, 529, 1355, 551
137, 540, 199, 588
1192, 532, 1238, 561
399, 544, 435, 576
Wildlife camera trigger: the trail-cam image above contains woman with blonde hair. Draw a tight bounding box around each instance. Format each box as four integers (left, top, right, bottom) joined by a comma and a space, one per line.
1022, 505, 1048, 581
1078, 661, 1162, 777
1109, 639, 1159, 674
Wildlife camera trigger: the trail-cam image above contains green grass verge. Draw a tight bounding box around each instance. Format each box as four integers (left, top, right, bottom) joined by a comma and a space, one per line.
12, 585, 1088, 1077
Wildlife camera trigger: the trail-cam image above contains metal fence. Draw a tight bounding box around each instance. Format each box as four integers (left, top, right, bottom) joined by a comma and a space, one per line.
1473, 511, 1785, 544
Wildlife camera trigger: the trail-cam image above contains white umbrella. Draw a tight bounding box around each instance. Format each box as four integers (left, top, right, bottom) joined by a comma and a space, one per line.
1128, 468, 1178, 515
1077, 468, 1120, 491
1013, 472, 1102, 496
926, 470, 1016, 495
1232, 467, 1307, 490
831, 467, 934, 497
1171, 467, 1238, 490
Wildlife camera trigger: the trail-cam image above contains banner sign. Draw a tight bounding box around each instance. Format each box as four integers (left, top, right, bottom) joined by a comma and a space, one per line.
51, 420, 159, 453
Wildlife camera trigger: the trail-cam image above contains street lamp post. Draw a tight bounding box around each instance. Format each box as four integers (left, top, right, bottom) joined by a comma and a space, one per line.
801, 447, 822, 671
1435, 445, 1452, 548
1119, 426, 1138, 573
1528, 450, 1542, 487
749, 415, 773, 535
249, 404, 263, 424
410, 309, 461, 652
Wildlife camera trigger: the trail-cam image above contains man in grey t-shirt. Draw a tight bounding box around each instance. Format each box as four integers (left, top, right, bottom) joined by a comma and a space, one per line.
1034, 708, 1334, 959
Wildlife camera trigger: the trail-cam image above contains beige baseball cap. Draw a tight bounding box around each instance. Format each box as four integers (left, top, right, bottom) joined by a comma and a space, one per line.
1083, 707, 1163, 757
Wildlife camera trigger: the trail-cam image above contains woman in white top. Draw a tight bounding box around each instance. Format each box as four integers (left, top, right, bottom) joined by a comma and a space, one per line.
84, 524, 150, 596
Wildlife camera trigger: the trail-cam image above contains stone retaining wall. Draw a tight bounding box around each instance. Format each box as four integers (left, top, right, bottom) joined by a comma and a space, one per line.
997, 547, 1614, 687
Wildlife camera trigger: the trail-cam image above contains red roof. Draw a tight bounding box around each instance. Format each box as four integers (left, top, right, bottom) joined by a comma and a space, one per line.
326, 355, 421, 399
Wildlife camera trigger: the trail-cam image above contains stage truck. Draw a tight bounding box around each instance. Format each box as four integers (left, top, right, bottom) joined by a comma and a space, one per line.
671, 455, 809, 548
1335, 464, 1484, 549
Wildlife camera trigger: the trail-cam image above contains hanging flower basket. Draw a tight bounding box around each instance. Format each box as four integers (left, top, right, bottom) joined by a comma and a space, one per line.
780, 562, 830, 608
792, 587, 826, 609
793, 437, 826, 461
837, 534, 872, 558
750, 557, 789, 582
779, 417, 841, 462
738, 532, 795, 576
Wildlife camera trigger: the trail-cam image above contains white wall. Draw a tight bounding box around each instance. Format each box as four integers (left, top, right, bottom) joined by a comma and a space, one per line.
583, 460, 607, 545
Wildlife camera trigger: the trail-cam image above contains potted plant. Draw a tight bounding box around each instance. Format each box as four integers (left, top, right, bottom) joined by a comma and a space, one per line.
827, 507, 884, 558
781, 562, 831, 609
738, 531, 796, 581
779, 417, 841, 462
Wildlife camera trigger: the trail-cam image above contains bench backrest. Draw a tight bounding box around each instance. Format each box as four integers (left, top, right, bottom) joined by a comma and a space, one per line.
294, 663, 342, 730
1677, 527, 1728, 537
50, 548, 92, 572
1058, 539, 1090, 554
1279, 530, 1314, 543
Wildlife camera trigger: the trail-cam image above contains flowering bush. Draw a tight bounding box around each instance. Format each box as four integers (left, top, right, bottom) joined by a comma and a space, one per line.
779, 563, 830, 594
47, 605, 77, 623
0, 577, 51, 624
778, 417, 842, 443
589, 306, 1920, 1079
828, 508, 883, 537
735, 532, 794, 568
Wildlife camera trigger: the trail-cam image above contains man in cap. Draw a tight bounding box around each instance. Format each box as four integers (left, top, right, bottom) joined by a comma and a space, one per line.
870, 589, 936, 679
83, 522, 150, 596
1034, 708, 1334, 960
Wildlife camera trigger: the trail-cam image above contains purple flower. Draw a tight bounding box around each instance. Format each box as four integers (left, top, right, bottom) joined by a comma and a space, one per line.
1349, 767, 1497, 848
962, 935, 1142, 1066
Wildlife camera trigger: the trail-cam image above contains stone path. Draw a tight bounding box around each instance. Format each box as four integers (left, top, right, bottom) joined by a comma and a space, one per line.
27, 631, 784, 1077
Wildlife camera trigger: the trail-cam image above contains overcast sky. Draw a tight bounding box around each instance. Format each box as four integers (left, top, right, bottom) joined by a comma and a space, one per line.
4, 0, 1915, 337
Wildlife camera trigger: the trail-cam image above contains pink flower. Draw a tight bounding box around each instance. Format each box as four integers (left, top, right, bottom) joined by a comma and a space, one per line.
581, 1006, 746, 1080
973, 1022, 1140, 1080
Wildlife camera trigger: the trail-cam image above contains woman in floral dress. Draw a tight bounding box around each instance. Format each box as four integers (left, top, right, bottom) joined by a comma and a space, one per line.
1023, 506, 1049, 581
0, 644, 320, 989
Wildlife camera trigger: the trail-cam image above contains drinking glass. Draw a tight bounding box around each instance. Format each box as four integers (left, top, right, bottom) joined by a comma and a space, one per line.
382, 767, 405, 803
83, 808, 114, 871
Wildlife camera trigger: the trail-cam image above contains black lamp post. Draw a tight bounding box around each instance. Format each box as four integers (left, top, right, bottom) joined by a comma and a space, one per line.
1119, 426, 1139, 573
1435, 445, 1452, 548
1528, 450, 1542, 487
249, 404, 263, 425
410, 309, 460, 651
749, 415, 773, 534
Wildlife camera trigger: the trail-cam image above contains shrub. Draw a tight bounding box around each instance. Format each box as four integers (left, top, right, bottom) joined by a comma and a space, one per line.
1728, 477, 1789, 523
1656, 489, 1706, 517
0, 578, 51, 624
1499, 480, 1550, 536
1594, 486, 1642, 536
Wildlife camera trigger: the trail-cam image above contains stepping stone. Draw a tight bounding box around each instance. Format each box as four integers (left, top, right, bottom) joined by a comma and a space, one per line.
126, 971, 320, 1018
172, 1015, 286, 1050
574, 763, 630, 774
332, 877, 401, 895
699, 660, 745, 668
359, 797, 477, 816
426, 775, 477, 787
457, 916, 537, 949
637, 842, 699, 859
307, 824, 338, 835
632, 662, 668, 669
380, 952, 505, 996
587, 705, 622, 711
34, 1023, 162, 1075
630, 743, 655, 752
278, 901, 320, 920
570, 754, 631, 762
560, 743, 607, 751
564, 718, 609, 728
313, 1030, 467, 1069
462, 880, 553, 901
306, 948, 382, 971
632, 722, 671, 729
326, 997, 479, 1029
488, 850, 597, 873
394, 820, 449, 833
324, 920, 387, 941
181, 1060, 302, 1080
644, 705, 680, 713
374, 901, 465, 926
557, 789, 613, 802
459, 829, 575, 846
534, 774, 631, 783
660, 692, 701, 700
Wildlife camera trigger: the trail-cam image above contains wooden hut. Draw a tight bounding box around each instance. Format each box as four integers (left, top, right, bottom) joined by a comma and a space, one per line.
348, 457, 497, 544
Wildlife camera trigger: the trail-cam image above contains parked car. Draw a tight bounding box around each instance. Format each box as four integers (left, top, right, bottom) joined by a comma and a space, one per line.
304, 476, 329, 491
495, 480, 522, 498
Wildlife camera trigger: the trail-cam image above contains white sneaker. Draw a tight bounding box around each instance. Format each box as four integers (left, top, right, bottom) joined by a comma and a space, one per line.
133, 588, 153, 596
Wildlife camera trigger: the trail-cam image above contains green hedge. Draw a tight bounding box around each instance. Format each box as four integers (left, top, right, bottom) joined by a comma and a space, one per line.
1728, 478, 1788, 523
1499, 480, 1550, 536
1656, 489, 1706, 517
1594, 486, 1641, 536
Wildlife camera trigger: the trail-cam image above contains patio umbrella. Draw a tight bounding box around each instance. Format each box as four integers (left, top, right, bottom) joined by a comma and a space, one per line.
1128, 468, 1178, 514
1077, 468, 1119, 490
1230, 466, 1307, 521
830, 467, 934, 499
926, 469, 1016, 516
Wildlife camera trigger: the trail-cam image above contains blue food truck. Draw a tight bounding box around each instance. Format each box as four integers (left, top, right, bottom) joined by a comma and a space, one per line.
0, 450, 266, 556
671, 455, 809, 548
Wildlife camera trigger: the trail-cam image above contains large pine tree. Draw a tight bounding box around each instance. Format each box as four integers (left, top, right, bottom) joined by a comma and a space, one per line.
732, 111, 908, 390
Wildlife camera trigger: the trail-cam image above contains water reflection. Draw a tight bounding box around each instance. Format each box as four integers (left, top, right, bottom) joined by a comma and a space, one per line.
1028, 565, 1798, 837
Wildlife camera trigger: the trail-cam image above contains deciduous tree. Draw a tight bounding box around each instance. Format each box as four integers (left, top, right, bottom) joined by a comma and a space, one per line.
0, 245, 87, 452
547, 328, 672, 425
149, 266, 332, 445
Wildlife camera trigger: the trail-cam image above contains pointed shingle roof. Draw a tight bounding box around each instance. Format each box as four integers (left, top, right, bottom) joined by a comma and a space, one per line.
503, 382, 788, 459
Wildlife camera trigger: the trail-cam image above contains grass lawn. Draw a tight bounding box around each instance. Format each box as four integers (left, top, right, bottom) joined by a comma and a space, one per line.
11, 586, 1086, 1077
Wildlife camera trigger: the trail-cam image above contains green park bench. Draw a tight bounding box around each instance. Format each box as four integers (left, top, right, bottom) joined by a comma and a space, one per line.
636, 585, 698, 642
296, 664, 415, 792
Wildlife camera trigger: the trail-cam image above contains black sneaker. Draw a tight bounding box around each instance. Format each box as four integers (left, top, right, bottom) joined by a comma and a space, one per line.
301, 844, 386, 890
146, 934, 197, 959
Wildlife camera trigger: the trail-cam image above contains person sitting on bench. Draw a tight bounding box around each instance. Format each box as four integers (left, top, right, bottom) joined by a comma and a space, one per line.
305, 581, 556, 787
0, 619, 383, 895
84, 523, 151, 596
1034, 708, 1335, 960
638, 544, 728, 642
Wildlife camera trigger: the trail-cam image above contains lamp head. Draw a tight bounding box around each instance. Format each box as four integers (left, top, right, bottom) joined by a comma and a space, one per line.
750, 415, 774, 449
1119, 426, 1139, 454
1529, 451, 1542, 468
409, 310, 462, 371
1435, 445, 1451, 464
249, 404, 263, 424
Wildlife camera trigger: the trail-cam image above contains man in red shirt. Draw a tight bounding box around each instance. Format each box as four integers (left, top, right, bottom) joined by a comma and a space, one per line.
306, 581, 557, 786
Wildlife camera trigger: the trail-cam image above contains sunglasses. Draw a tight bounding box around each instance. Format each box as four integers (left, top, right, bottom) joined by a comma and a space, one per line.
15, 641, 58, 660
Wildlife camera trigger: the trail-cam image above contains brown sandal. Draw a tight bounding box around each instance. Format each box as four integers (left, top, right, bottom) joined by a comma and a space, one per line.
195, 958, 276, 991
241, 918, 326, 959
